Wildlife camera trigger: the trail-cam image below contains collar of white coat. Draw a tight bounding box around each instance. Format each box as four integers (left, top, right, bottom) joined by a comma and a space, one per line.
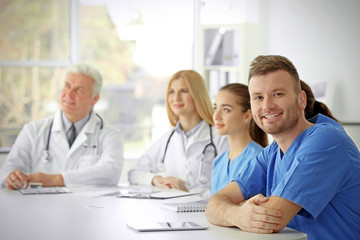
193, 120, 213, 142
52, 110, 99, 134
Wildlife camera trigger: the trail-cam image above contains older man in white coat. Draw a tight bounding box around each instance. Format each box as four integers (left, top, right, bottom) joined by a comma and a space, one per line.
0, 64, 124, 190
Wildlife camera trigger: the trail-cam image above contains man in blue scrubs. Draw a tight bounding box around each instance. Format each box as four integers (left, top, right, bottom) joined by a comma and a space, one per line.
205, 55, 360, 240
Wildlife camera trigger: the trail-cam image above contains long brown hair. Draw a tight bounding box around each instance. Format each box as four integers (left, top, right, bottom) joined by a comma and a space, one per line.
301, 80, 341, 123
220, 83, 268, 147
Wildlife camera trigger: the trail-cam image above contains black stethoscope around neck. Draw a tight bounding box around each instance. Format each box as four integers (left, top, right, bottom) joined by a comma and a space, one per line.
159, 124, 218, 185
41, 113, 103, 163
160, 124, 217, 163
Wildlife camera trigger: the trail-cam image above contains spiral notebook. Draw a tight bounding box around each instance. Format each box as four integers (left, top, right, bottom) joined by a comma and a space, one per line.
160, 199, 208, 213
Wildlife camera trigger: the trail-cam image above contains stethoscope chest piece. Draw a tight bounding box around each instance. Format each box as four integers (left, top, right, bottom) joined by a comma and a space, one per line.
41, 150, 52, 163
157, 162, 166, 172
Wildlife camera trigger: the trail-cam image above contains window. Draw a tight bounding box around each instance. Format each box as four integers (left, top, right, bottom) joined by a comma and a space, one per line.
0, 0, 71, 148
0, 0, 194, 160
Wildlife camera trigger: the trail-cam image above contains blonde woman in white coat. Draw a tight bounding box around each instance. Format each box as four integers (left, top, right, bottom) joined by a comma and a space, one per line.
128, 70, 228, 192
1, 64, 124, 190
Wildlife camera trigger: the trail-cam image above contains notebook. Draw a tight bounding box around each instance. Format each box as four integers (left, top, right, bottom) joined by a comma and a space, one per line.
19, 187, 72, 195
160, 199, 208, 212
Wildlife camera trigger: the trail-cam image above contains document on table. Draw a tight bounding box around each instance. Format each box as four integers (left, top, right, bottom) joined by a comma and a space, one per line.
117, 189, 197, 199
127, 221, 208, 232
19, 187, 72, 195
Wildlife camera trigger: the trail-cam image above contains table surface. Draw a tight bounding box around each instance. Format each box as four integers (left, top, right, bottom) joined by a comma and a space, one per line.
0, 185, 307, 240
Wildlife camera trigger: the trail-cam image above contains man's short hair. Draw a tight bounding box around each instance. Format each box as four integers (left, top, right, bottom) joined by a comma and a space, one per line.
248, 55, 301, 93
65, 64, 103, 97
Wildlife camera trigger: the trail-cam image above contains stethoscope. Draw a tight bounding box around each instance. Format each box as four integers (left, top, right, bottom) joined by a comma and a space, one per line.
41, 113, 103, 163
159, 124, 217, 184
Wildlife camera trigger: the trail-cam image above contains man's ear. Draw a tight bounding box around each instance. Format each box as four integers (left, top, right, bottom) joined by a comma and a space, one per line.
92, 94, 100, 106
299, 90, 307, 111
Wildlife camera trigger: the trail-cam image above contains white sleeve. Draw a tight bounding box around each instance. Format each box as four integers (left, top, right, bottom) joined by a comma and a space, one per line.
127, 131, 171, 186
0, 123, 34, 187
61, 126, 124, 186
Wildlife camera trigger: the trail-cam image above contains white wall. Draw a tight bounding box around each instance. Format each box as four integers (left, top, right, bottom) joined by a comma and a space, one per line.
262, 0, 360, 123
255, 0, 360, 147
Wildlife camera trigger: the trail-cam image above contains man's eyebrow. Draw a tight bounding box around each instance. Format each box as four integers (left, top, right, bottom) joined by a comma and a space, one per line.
250, 91, 262, 96
250, 88, 287, 95
271, 87, 286, 92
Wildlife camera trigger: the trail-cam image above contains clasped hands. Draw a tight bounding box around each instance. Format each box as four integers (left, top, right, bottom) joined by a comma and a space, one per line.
5, 169, 64, 190
152, 176, 189, 192
232, 194, 283, 234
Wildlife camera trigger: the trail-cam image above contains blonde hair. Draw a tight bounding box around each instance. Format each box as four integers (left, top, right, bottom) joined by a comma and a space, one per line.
165, 70, 214, 126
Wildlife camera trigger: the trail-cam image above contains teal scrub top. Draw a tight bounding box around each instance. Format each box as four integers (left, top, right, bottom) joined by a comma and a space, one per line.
234, 114, 360, 240
211, 141, 263, 195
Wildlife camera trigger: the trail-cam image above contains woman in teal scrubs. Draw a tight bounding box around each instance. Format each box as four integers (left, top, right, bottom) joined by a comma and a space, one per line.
211, 83, 268, 195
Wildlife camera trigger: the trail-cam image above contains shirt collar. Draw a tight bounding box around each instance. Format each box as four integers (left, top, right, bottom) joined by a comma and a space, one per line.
174, 120, 204, 138
62, 111, 91, 133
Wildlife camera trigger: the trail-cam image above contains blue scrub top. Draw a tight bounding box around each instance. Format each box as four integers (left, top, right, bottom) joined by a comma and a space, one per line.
234, 114, 360, 240
211, 141, 263, 195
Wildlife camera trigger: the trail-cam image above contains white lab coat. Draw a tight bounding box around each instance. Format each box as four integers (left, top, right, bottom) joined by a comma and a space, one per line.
128, 120, 228, 190
0, 110, 124, 187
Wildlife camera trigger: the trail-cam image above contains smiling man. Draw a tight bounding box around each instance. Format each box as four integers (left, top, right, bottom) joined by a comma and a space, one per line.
205, 55, 360, 240
0, 64, 124, 190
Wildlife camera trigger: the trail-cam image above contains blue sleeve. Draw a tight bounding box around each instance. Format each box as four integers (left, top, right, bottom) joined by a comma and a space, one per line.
234, 147, 268, 199
271, 125, 355, 219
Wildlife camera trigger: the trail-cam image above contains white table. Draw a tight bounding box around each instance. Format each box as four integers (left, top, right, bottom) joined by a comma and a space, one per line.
0, 185, 307, 240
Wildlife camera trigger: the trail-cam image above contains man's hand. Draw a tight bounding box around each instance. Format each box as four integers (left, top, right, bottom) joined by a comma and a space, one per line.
206, 182, 282, 232
27, 173, 64, 187
152, 176, 189, 192
5, 169, 28, 190
233, 194, 282, 233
